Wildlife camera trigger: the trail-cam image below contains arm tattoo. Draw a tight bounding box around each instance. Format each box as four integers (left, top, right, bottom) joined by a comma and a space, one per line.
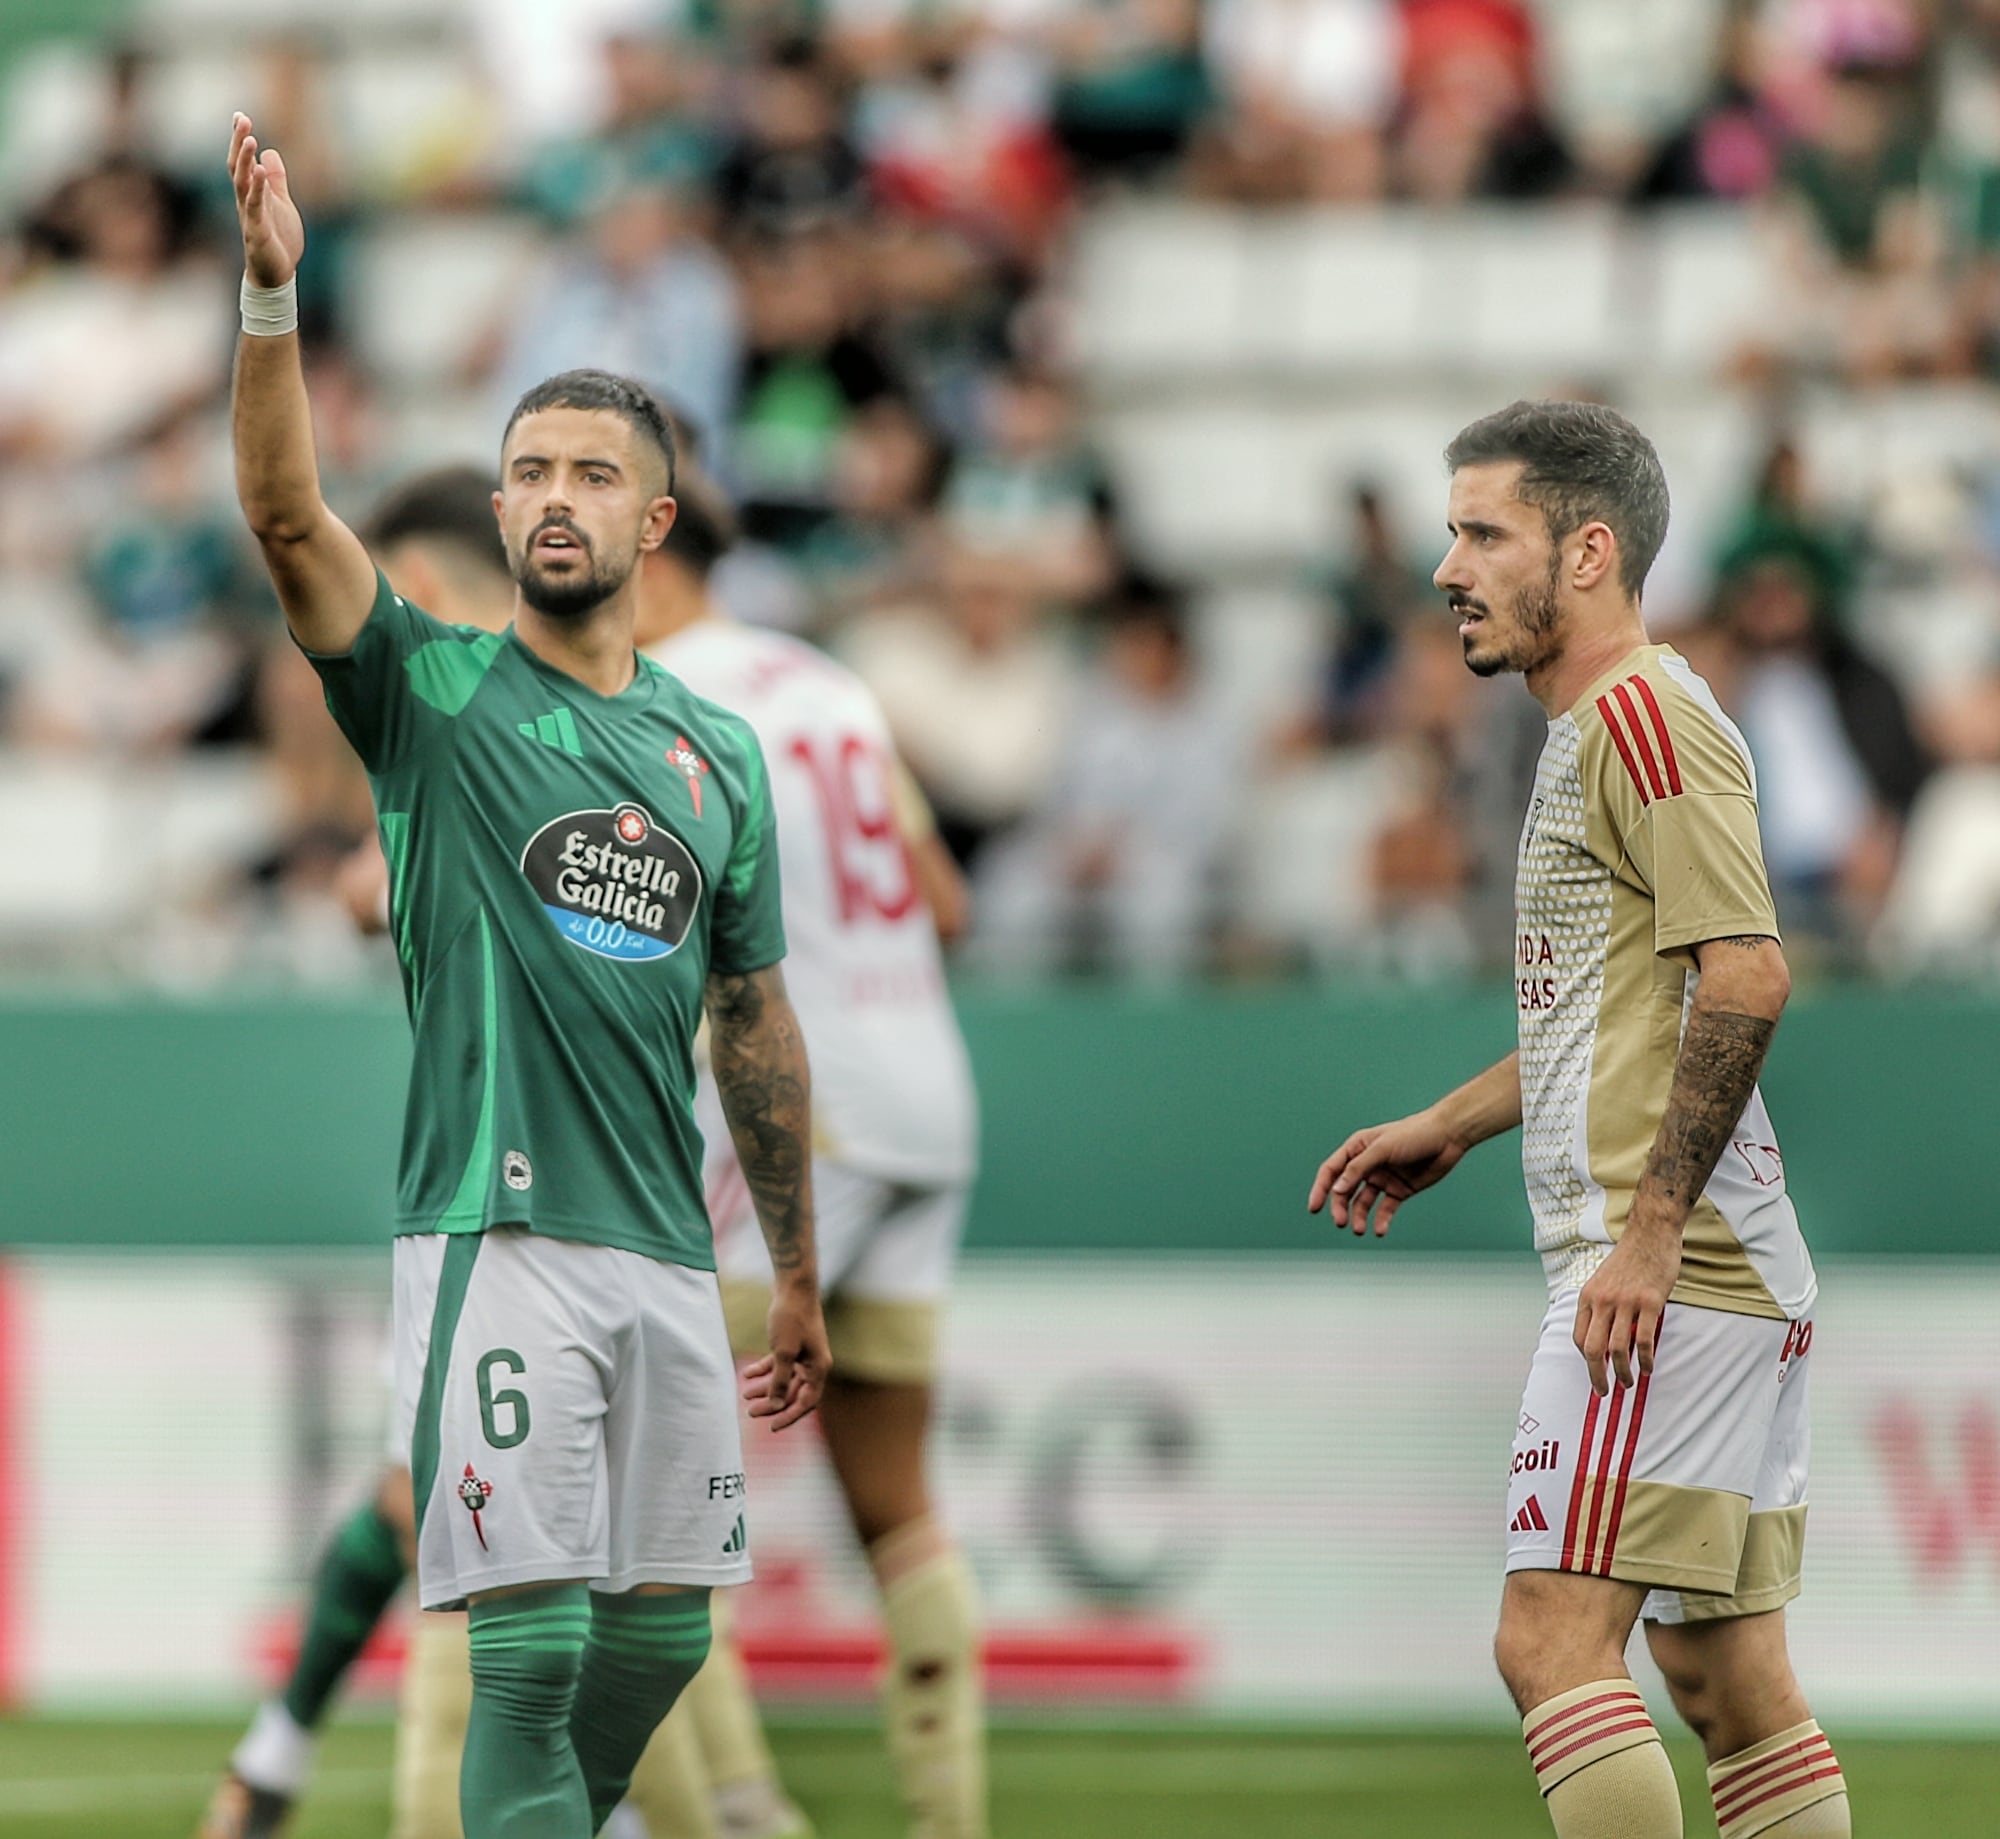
1637, 1006, 1776, 1227
705, 967, 813, 1275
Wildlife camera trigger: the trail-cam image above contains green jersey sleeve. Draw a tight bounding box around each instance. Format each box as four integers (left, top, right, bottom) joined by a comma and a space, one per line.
711, 720, 786, 975
301, 569, 505, 774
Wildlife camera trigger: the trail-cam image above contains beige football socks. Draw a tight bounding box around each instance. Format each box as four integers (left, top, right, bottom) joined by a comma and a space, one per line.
872, 1518, 986, 1839
1707, 1720, 1849, 1837
388, 1612, 471, 1839
620, 1695, 720, 1839
1523, 1678, 1683, 1838
632, 1589, 809, 1839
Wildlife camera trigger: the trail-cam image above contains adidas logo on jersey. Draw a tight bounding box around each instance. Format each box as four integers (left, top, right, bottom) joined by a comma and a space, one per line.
1511, 1496, 1550, 1534
519, 707, 584, 758
721, 1513, 747, 1556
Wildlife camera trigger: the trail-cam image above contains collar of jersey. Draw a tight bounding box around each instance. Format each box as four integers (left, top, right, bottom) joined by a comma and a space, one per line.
505, 629, 661, 711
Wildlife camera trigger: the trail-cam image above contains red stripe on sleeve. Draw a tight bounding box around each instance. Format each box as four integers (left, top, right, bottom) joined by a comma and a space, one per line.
1611, 683, 1668, 801
1561, 1390, 1602, 1570
1630, 677, 1682, 795
1595, 696, 1651, 805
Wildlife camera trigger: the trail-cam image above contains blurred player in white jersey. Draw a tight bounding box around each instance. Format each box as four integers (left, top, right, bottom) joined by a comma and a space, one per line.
637, 468, 984, 1839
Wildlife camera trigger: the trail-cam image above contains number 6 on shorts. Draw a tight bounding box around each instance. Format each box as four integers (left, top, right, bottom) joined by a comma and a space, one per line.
476, 1348, 531, 1449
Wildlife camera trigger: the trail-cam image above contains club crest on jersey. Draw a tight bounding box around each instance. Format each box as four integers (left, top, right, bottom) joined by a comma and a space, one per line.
459, 1463, 494, 1550
520, 801, 703, 963
667, 736, 709, 819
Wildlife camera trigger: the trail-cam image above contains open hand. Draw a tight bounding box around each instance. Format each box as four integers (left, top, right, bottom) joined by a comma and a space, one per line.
1308, 1108, 1466, 1237
227, 113, 304, 287
742, 1284, 831, 1431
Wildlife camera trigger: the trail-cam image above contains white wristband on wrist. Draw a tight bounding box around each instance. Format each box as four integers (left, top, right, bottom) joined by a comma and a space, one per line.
240, 275, 299, 337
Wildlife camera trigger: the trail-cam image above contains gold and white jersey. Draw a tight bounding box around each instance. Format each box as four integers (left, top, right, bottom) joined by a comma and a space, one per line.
1515, 644, 1816, 1319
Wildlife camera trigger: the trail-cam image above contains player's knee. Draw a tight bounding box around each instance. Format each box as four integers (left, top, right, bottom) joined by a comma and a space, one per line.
1651, 1649, 1719, 1745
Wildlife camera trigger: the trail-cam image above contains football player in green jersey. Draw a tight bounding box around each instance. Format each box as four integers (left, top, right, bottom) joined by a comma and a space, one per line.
227, 112, 829, 1839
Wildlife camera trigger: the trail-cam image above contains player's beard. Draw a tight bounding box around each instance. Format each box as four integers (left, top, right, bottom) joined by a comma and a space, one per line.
512, 518, 633, 622
1459, 554, 1563, 679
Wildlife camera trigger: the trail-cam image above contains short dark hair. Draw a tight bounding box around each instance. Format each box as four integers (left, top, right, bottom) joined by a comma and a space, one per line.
1444, 399, 1669, 599
502, 368, 677, 494
657, 466, 738, 580
360, 464, 508, 579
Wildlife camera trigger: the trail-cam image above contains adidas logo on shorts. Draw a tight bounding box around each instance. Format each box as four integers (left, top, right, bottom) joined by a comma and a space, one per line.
721, 1513, 747, 1556
1511, 1496, 1550, 1534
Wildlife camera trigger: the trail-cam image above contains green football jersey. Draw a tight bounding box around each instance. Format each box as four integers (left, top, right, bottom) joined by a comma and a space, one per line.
307, 571, 786, 1269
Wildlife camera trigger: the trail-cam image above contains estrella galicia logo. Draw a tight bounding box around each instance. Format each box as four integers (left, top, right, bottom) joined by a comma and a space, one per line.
520, 801, 702, 962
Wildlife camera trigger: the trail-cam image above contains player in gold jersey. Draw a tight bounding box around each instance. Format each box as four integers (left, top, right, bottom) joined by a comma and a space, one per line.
1310, 402, 1849, 1839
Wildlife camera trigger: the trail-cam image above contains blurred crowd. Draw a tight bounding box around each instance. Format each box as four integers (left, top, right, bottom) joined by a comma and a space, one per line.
4, 0, 2000, 982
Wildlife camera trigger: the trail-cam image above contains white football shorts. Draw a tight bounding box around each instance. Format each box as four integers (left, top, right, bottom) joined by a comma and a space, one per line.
394, 1227, 752, 1611
1504, 1292, 1813, 1623
708, 1152, 967, 1383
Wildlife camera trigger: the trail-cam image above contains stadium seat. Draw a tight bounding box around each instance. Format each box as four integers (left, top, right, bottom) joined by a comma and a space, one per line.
1236, 749, 1398, 963
1250, 210, 1443, 375
1645, 205, 1775, 378
1451, 205, 1629, 378
1073, 205, 1255, 387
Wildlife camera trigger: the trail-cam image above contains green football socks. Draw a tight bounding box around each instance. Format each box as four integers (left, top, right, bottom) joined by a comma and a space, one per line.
280, 1497, 407, 1730
570, 1588, 714, 1831
462, 1585, 593, 1838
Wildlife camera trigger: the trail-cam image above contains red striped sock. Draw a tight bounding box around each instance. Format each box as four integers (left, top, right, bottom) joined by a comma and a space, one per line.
1708, 1719, 1848, 1837
1522, 1678, 1660, 1796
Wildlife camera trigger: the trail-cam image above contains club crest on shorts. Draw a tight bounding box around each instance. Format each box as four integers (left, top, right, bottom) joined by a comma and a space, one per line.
459, 1463, 494, 1550
666, 735, 709, 819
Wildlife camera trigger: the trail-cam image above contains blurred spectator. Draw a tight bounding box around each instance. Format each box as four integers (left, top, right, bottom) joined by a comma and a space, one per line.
974, 570, 1236, 975
1875, 660, 2000, 971
794, 395, 948, 621
1048, 0, 1214, 186
732, 230, 899, 548
11, 416, 262, 755
463, 0, 675, 149
865, 217, 1018, 447
484, 181, 741, 458
1702, 554, 1929, 951
941, 363, 1118, 605
1635, 5, 1794, 202
1762, 41, 1957, 378
1278, 480, 1436, 752
1196, 0, 1396, 202
0, 155, 224, 467
524, 32, 723, 226
853, 29, 1071, 257
844, 536, 1078, 866
1390, 0, 1573, 202
715, 38, 870, 239
1712, 435, 1858, 623
1363, 618, 1480, 974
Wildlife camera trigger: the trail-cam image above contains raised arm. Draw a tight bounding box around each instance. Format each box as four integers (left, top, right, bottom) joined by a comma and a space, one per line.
227, 113, 376, 655
704, 962, 829, 1430
1309, 1051, 1521, 1237
1574, 935, 1790, 1394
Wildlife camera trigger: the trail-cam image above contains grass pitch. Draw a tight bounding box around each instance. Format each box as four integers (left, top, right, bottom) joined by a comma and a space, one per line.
0, 1715, 1994, 1836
